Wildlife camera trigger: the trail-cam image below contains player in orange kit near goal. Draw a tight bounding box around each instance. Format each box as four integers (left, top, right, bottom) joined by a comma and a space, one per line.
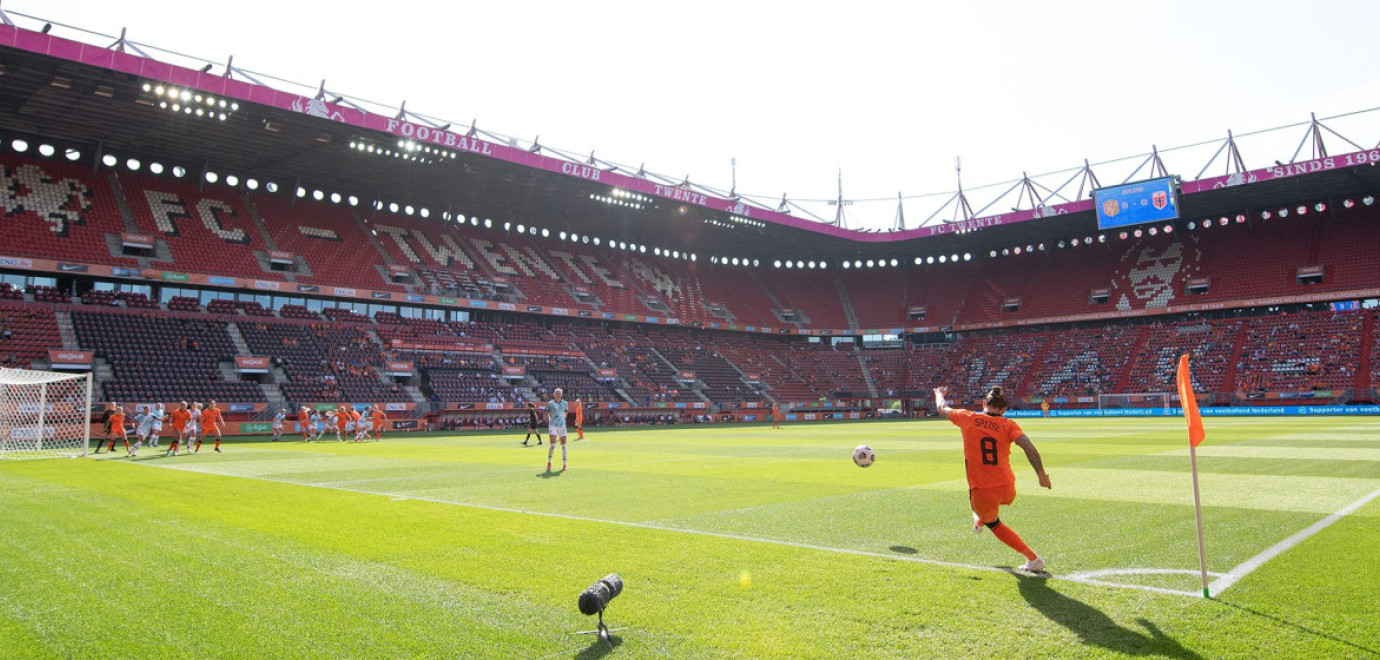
934, 385, 1052, 573
199, 400, 224, 453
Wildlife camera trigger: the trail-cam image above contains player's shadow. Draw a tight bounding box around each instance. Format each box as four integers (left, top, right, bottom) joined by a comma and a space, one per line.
1214, 599, 1379, 656
1014, 573, 1202, 659
536, 470, 564, 479
573, 634, 622, 659
889, 545, 918, 555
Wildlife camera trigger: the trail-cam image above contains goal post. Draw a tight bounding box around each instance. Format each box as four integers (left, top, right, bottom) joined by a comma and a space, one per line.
1097, 392, 1173, 410
0, 368, 93, 459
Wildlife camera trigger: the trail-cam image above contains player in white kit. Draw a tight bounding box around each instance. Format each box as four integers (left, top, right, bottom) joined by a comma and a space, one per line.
186, 402, 202, 450
130, 408, 154, 457
356, 409, 372, 441
545, 388, 569, 472
148, 403, 164, 448
272, 408, 286, 441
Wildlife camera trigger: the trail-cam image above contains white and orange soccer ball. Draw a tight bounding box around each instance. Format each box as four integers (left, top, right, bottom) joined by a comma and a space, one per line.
852, 445, 875, 468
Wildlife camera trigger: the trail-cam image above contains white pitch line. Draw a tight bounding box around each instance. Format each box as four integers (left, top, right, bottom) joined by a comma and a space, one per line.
129, 460, 1207, 599
1062, 568, 1229, 598
1208, 485, 1380, 595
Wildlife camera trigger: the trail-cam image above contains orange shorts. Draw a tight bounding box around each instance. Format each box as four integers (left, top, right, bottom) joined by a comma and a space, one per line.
969, 483, 1017, 524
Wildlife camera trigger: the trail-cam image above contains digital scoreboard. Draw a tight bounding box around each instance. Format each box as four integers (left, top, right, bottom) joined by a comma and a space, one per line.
1094, 176, 1180, 230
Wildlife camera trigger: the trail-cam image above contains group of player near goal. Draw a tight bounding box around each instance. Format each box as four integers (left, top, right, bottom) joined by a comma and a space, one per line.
94, 400, 226, 457
93, 400, 392, 457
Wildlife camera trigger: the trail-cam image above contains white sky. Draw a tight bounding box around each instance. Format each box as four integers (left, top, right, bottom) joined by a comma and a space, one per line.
11, 1, 1380, 228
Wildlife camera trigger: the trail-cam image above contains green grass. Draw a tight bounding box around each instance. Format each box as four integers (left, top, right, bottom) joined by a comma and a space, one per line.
2, 418, 1378, 658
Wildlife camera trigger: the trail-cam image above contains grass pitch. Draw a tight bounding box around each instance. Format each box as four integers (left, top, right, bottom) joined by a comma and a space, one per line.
2, 417, 1379, 658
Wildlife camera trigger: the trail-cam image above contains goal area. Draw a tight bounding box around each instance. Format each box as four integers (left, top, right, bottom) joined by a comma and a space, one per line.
0, 368, 93, 459
1097, 392, 1173, 410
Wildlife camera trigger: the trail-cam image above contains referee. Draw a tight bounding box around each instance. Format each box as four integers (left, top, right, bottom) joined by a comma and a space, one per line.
521, 402, 543, 446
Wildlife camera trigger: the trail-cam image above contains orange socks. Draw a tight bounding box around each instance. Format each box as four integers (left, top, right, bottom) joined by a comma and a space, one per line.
992, 523, 1037, 561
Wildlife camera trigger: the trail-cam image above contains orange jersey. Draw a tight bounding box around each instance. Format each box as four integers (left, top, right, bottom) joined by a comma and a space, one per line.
371, 411, 385, 425
298, 411, 310, 424
108, 412, 125, 428
170, 409, 191, 431
350, 409, 362, 423
949, 409, 1024, 489
336, 410, 348, 429
202, 408, 222, 427
575, 406, 584, 425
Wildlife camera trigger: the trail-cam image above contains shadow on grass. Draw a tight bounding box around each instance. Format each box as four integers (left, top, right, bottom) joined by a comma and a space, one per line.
573, 634, 622, 659
1014, 572, 1202, 659
1214, 599, 1379, 657
889, 545, 919, 555
536, 470, 564, 479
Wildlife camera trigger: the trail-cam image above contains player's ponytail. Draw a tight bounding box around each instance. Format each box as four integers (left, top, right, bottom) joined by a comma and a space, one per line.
985, 387, 1008, 411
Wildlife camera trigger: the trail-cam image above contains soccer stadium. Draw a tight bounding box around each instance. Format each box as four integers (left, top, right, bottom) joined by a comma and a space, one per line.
2, 5, 1379, 658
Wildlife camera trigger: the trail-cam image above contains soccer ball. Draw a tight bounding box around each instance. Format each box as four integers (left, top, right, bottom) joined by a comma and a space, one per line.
852, 445, 875, 468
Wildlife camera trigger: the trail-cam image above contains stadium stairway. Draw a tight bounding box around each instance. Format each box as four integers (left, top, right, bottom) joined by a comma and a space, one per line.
260, 382, 287, 412
1220, 323, 1251, 394
1110, 326, 1151, 393
1016, 339, 1057, 399
104, 172, 144, 233
746, 270, 804, 326
226, 323, 253, 356
353, 210, 407, 281
239, 194, 283, 252
856, 352, 878, 397
402, 384, 428, 406
834, 273, 861, 330
54, 311, 80, 350
1358, 314, 1374, 392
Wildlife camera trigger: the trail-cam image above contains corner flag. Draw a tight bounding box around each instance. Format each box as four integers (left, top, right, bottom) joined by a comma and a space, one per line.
1175, 354, 1206, 447
1176, 353, 1211, 597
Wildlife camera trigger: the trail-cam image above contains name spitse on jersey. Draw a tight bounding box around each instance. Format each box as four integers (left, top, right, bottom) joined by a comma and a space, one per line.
949, 409, 1024, 490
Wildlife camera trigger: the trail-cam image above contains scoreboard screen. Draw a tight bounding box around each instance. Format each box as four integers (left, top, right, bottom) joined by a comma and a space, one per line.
1094, 176, 1180, 230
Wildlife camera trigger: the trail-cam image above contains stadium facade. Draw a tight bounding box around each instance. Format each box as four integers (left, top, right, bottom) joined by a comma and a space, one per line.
3, 19, 1380, 431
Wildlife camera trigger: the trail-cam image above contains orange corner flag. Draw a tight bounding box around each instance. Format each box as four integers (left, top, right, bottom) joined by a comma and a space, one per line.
1176, 354, 1206, 447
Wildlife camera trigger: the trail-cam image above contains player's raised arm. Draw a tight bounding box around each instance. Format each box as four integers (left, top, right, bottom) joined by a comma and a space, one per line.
933, 386, 955, 418
1014, 435, 1052, 489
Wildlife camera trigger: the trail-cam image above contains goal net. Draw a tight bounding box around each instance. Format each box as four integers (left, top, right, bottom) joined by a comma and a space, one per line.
1097, 392, 1173, 410
0, 368, 93, 459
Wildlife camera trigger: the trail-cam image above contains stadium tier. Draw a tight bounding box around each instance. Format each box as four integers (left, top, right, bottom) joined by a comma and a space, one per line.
70, 309, 264, 404
0, 154, 138, 268
10, 146, 1380, 335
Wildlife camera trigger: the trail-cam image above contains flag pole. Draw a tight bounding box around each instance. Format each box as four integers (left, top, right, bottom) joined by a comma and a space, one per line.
1190, 442, 1210, 598
1176, 353, 1211, 599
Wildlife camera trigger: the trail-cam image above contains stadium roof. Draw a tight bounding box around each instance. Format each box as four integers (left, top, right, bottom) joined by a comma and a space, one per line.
2, 21, 1380, 268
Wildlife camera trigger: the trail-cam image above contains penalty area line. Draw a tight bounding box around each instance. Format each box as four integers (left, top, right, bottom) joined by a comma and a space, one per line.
133, 460, 1207, 599
1209, 485, 1380, 596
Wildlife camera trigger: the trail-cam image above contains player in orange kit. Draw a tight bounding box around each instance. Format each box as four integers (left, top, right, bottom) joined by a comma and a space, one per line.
199, 400, 224, 453
335, 404, 349, 441
107, 406, 129, 454
297, 406, 311, 441
574, 398, 585, 440
371, 405, 387, 441
167, 402, 191, 456
934, 385, 1052, 573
